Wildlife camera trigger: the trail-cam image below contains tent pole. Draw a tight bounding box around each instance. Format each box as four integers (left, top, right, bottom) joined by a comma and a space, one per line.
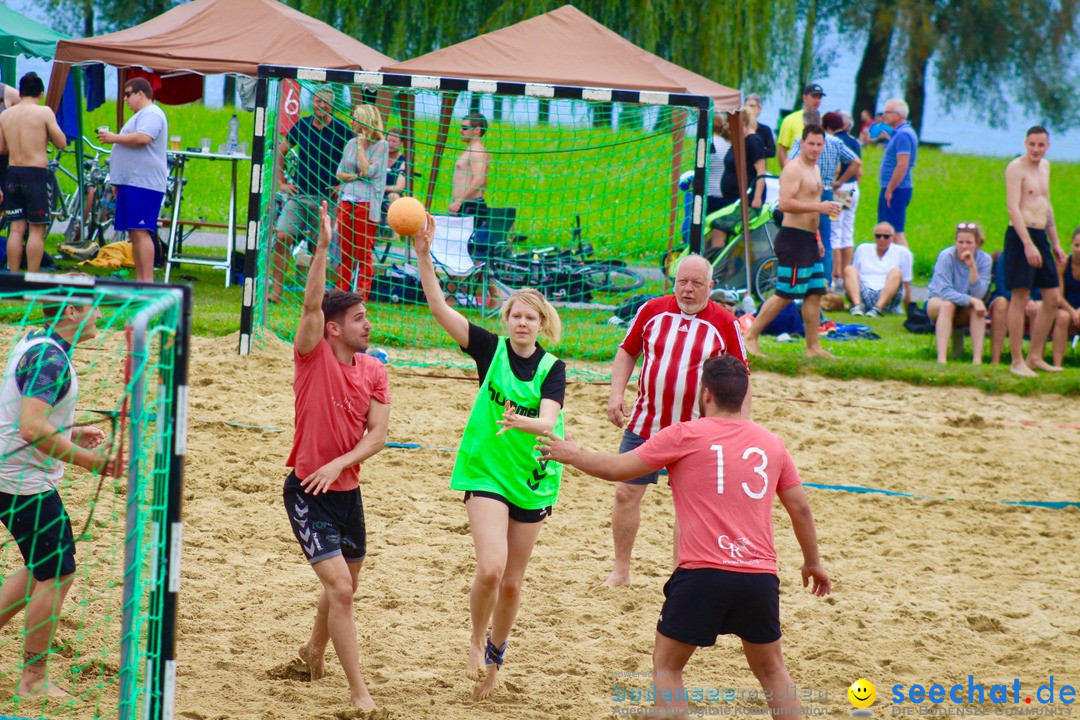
117, 67, 128, 129
73, 66, 87, 244
425, 92, 457, 209
730, 111, 752, 297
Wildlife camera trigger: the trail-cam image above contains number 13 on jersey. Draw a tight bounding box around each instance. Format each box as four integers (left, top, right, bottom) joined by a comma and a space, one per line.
710, 444, 769, 499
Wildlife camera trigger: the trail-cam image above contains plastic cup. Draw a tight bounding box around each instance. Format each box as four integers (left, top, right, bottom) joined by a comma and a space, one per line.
96, 125, 109, 135
169, 135, 181, 151
200, 137, 211, 153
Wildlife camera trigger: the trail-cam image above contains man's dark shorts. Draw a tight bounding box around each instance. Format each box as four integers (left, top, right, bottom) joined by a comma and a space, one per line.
619, 429, 660, 486
3, 166, 53, 225
1003, 226, 1059, 291
113, 185, 164, 233
877, 187, 912, 232
463, 490, 552, 524
0, 489, 77, 581
657, 567, 781, 646
774, 226, 826, 299
283, 472, 366, 565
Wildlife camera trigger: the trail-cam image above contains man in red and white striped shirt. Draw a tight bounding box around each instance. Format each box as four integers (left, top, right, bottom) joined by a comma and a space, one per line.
603, 254, 748, 586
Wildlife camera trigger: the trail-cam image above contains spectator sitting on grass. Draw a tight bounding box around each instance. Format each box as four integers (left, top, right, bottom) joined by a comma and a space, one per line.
844, 221, 913, 318
1058, 227, 1080, 345
988, 250, 1071, 366
926, 222, 992, 364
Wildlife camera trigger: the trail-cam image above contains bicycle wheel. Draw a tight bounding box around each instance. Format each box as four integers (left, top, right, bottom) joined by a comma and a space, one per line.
581, 262, 644, 293
752, 255, 779, 302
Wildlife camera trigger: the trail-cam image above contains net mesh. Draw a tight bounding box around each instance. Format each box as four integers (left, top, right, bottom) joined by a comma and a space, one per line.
0, 280, 185, 720
250, 78, 707, 374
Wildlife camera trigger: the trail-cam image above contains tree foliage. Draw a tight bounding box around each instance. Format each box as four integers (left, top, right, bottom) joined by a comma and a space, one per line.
286, 0, 797, 91
847, 0, 1080, 132
46, 0, 178, 37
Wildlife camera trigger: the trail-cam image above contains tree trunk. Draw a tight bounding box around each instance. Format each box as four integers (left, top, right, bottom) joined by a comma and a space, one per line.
904, 49, 932, 135
83, 0, 94, 37
537, 98, 550, 125
793, 0, 818, 110
469, 92, 482, 115
493, 96, 503, 122
852, 0, 897, 118
591, 102, 612, 129
223, 75, 236, 107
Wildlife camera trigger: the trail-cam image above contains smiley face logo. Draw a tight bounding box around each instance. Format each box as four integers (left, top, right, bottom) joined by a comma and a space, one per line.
848, 678, 877, 709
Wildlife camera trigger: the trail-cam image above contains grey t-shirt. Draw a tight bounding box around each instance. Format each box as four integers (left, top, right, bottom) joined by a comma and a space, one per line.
110, 103, 168, 192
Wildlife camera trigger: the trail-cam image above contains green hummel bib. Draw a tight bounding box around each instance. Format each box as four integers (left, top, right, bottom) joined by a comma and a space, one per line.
450, 338, 564, 509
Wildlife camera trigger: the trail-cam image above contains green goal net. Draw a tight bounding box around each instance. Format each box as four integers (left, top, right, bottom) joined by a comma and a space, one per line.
241, 69, 710, 373
0, 275, 190, 720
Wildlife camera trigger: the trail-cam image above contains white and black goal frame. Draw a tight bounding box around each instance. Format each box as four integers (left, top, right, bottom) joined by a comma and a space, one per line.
0, 273, 192, 720
237, 64, 713, 354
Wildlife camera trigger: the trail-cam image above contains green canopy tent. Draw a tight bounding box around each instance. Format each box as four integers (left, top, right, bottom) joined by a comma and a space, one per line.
0, 4, 68, 85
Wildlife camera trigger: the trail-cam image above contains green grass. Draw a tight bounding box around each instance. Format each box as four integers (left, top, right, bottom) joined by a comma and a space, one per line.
749, 311, 1080, 395
42, 101, 1080, 394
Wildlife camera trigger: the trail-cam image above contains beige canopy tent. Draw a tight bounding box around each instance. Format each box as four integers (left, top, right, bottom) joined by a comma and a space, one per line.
45, 0, 394, 124
381, 4, 748, 258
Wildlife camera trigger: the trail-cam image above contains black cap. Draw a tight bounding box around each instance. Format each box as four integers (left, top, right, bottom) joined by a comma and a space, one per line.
802, 83, 825, 96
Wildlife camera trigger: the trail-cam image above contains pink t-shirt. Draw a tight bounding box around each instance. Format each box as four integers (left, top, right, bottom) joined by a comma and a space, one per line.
287, 340, 390, 492
635, 417, 801, 574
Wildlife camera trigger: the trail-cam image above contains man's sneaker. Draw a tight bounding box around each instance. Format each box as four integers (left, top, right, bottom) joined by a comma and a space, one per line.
830, 279, 845, 294
890, 303, 906, 315
866, 306, 883, 318
849, 303, 866, 316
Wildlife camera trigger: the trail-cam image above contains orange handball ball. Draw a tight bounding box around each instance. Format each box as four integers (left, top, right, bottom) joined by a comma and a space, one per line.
387, 196, 427, 236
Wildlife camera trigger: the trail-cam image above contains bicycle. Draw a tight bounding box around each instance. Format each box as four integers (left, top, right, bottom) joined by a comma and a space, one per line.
485, 215, 645, 301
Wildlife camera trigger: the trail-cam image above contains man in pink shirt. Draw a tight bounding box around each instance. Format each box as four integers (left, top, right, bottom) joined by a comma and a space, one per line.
538, 356, 830, 716
283, 201, 390, 710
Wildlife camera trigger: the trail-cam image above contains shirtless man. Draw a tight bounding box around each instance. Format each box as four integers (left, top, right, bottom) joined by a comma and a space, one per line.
448, 112, 490, 222
0, 72, 67, 273
1003, 126, 1065, 377
742, 124, 840, 358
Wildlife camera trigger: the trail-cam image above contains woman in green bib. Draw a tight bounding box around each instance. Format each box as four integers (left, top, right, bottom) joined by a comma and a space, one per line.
414, 216, 565, 701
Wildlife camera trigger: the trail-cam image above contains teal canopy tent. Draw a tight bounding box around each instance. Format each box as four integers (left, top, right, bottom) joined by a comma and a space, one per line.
0, 4, 68, 84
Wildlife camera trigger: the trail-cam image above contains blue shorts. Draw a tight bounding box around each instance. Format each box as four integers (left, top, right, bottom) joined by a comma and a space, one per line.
113, 185, 164, 233
877, 187, 913, 232
619, 429, 661, 486
0, 489, 77, 582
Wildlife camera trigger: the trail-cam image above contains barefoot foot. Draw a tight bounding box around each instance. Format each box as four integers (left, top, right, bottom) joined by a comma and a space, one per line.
298, 643, 325, 681
467, 640, 485, 681
1028, 358, 1063, 373
744, 336, 763, 357
804, 347, 836, 359
1010, 362, 1038, 378
18, 680, 70, 698
473, 665, 499, 701
601, 569, 631, 587
350, 690, 377, 710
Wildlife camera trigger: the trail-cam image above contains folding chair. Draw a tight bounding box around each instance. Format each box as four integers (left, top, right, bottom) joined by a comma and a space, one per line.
430, 215, 500, 314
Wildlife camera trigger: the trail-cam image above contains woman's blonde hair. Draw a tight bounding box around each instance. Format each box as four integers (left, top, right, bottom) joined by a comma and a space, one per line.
714, 108, 754, 141
500, 288, 562, 345
352, 104, 385, 142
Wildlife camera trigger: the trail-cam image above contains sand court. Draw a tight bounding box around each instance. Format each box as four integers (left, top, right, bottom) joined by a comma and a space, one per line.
175, 333, 1079, 720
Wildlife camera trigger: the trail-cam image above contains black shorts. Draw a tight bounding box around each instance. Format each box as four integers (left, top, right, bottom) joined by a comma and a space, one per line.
282, 472, 366, 565
0, 489, 77, 581
3, 166, 53, 225
657, 567, 781, 646
773, 226, 826, 299
1003, 226, 1059, 290
463, 490, 552, 524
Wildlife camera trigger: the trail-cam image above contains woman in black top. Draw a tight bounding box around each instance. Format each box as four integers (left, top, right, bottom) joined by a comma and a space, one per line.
718, 107, 767, 211
745, 93, 776, 158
